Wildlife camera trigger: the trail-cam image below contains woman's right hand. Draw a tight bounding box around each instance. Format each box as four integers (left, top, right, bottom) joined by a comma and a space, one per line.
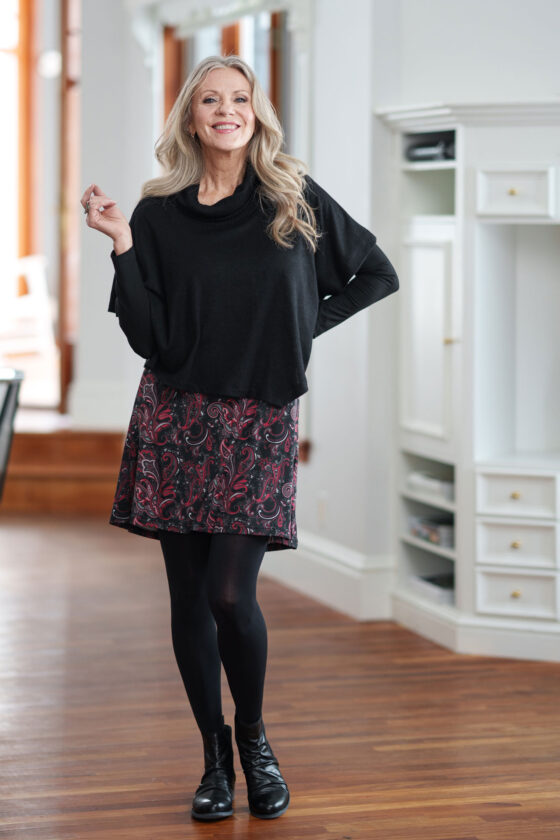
81, 183, 133, 252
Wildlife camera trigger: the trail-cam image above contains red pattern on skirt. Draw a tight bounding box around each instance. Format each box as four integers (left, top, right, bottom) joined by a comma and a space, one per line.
109, 368, 299, 551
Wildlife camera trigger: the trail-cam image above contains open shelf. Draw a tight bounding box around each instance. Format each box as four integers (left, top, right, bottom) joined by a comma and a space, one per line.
398, 450, 457, 604
400, 533, 456, 560
401, 169, 456, 216
474, 223, 560, 463
401, 160, 456, 171
399, 129, 456, 216
402, 129, 456, 164
400, 450, 455, 500
400, 487, 456, 512
398, 538, 456, 606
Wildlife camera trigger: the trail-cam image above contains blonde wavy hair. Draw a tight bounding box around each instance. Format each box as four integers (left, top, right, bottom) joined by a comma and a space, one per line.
141, 54, 321, 252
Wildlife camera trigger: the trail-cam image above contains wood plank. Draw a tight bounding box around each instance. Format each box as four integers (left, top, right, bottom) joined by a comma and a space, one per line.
1, 477, 118, 513
0, 515, 559, 838
2, 431, 125, 513
7, 431, 125, 466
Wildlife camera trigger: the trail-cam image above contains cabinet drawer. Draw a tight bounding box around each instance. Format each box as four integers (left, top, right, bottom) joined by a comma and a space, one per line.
476, 518, 558, 569
476, 165, 557, 218
476, 471, 557, 518
476, 567, 558, 620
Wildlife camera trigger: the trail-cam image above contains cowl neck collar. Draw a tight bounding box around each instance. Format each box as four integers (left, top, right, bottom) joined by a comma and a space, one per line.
174, 159, 260, 220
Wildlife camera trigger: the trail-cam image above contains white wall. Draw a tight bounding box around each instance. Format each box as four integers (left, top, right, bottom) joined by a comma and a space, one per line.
297, 0, 373, 552
296, 0, 398, 558
398, 0, 560, 105
69, 0, 154, 429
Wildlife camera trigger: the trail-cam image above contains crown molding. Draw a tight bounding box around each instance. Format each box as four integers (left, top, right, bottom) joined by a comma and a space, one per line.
375, 100, 560, 130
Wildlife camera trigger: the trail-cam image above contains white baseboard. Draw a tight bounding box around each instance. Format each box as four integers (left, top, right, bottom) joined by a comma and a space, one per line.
268, 556, 560, 659
392, 587, 560, 662
262, 528, 396, 620
391, 588, 459, 650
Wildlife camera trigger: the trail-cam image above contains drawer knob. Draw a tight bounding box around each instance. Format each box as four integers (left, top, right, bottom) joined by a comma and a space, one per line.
510, 491, 521, 500
510, 540, 522, 549
508, 187, 518, 196
510, 589, 522, 599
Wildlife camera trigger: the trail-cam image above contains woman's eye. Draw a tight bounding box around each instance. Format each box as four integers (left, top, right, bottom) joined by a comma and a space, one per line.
202, 97, 248, 103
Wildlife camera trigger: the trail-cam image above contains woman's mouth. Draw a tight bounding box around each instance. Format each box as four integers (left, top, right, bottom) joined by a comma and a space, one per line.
212, 123, 240, 133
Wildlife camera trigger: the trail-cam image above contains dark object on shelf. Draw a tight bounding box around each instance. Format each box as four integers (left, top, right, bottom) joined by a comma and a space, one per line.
409, 570, 455, 605
0, 368, 24, 502
421, 572, 455, 590
406, 138, 455, 162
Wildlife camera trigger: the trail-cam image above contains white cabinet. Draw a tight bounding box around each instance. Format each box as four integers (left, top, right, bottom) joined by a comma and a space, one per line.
376, 101, 560, 661
475, 465, 560, 623
399, 225, 457, 454
475, 164, 558, 219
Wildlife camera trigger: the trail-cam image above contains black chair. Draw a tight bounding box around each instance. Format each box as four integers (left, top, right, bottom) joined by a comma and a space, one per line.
0, 368, 25, 503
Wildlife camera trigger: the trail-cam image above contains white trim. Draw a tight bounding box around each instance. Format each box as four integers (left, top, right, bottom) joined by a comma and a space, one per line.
375, 100, 560, 131
262, 528, 396, 620
393, 587, 560, 662
297, 528, 393, 572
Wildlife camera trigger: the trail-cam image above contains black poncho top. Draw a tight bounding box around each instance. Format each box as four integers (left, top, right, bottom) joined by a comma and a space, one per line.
108, 159, 399, 407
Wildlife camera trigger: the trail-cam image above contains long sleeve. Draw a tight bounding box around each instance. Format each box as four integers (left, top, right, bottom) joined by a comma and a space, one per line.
108, 201, 168, 360
109, 245, 155, 358
313, 242, 399, 339
303, 173, 399, 338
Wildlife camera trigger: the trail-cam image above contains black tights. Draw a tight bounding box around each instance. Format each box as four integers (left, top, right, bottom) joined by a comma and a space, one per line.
159, 530, 269, 734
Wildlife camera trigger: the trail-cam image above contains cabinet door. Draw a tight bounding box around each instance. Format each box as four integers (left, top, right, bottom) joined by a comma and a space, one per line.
399, 235, 456, 449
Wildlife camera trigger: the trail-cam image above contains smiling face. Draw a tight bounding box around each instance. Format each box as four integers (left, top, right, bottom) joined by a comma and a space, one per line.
188, 67, 256, 155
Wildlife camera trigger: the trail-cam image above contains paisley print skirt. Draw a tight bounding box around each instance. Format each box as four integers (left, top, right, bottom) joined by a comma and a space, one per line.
108, 368, 299, 551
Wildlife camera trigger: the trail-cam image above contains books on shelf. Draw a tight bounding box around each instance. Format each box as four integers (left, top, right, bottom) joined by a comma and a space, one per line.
405, 470, 455, 501
407, 514, 454, 548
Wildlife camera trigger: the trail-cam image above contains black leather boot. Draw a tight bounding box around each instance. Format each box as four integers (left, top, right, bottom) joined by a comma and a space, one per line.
191, 716, 235, 821
234, 713, 290, 819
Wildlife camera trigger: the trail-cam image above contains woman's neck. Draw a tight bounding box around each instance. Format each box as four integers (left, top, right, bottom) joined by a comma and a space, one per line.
197, 156, 248, 205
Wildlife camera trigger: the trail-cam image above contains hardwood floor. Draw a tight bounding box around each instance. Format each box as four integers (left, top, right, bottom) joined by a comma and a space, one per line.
1, 513, 559, 839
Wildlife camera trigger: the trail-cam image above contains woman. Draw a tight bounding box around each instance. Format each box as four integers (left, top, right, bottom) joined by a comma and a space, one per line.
81, 54, 399, 822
